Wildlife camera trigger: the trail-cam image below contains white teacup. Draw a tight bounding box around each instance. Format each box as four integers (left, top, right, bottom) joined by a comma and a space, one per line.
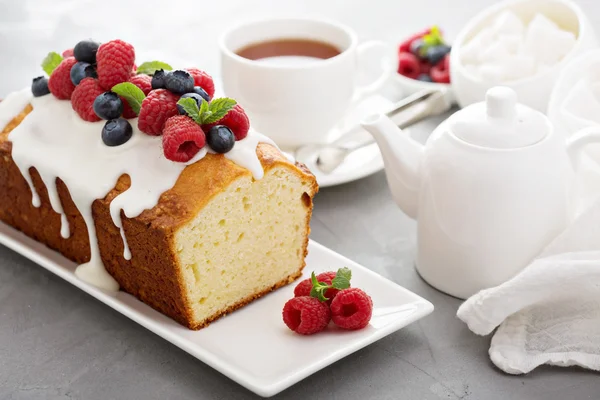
220, 17, 391, 149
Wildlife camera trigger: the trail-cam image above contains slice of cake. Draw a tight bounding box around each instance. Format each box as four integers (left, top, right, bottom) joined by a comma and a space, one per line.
0, 39, 318, 329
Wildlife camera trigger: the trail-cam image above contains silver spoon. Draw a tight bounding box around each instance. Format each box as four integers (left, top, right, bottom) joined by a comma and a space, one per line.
301, 89, 453, 174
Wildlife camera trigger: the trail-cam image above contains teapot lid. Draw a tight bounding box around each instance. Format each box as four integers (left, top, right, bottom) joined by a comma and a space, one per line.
450, 87, 550, 149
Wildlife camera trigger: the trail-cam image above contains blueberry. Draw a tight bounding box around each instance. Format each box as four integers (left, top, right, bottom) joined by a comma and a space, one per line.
151, 69, 168, 89
73, 40, 100, 63
102, 118, 132, 147
192, 86, 210, 102
426, 45, 451, 66
416, 74, 433, 82
410, 38, 426, 59
70, 61, 97, 85
164, 70, 194, 94
207, 125, 235, 154
31, 76, 50, 97
94, 92, 124, 120
177, 92, 206, 115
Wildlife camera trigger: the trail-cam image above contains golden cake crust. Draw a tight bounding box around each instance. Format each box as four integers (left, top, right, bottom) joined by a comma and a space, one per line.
0, 106, 318, 329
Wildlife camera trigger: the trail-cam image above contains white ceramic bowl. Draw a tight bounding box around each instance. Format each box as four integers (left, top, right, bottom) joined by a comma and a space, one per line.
450, 0, 598, 112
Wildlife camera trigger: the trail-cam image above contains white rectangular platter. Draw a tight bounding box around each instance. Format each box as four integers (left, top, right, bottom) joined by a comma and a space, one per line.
0, 221, 433, 397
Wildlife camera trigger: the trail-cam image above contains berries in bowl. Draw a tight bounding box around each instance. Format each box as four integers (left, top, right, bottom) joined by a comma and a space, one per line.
395, 26, 451, 94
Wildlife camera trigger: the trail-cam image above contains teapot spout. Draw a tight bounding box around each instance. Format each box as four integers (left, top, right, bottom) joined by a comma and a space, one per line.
362, 113, 423, 219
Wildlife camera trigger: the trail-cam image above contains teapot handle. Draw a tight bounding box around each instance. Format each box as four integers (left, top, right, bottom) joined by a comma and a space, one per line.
566, 126, 600, 169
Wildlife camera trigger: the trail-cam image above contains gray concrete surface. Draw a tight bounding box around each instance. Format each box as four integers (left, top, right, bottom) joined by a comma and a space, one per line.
1, 0, 599, 399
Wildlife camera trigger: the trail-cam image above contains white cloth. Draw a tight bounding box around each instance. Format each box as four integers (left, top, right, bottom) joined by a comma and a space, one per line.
457, 201, 600, 374
457, 52, 600, 375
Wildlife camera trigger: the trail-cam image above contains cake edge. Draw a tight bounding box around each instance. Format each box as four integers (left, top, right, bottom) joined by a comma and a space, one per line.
187, 269, 305, 330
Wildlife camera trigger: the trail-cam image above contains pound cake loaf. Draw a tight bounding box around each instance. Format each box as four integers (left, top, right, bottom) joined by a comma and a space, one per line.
0, 39, 317, 329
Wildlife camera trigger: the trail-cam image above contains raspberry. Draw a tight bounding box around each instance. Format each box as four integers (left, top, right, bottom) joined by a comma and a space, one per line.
186, 68, 215, 98
71, 78, 104, 122
317, 271, 337, 282
420, 60, 432, 75
62, 48, 74, 57
203, 104, 250, 141
128, 74, 152, 95
317, 271, 343, 304
121, 100, 137, 119
430, 54, 450, 84
330, 288, 373, 330
48, 57, 77, 100
397, 52, 421, 79
137, 89, 180, 135
282, 296, 330, 335
294, 279, 313, 297
162, 115, 206, 162
96, 40, 135, 90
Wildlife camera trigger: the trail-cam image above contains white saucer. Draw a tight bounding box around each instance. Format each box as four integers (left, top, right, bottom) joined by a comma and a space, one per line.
293, 94, 394, 188
295, 142, 384, 188
213, 76, 388, 188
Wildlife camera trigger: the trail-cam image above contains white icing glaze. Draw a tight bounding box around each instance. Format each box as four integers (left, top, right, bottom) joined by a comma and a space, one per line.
210, 129, 277, 180
3, 90, 275, 292
0, 88, 33, 133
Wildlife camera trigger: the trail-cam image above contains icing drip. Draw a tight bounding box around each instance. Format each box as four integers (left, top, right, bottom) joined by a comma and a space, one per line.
38, 170, 71, 239
21, 167, 42, 208
3, 89, 275, 291
221, 133, 276, 180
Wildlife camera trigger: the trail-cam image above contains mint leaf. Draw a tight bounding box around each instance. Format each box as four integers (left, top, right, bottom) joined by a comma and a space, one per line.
311, 288, 328, 302
202, 97, 237, 124
419, 26, 445, 57
177, 98, 202, 124
136, 61, 173, 75
336, 267, 352, 281
309, 272, 330, 302
198, 97, 210, 122
331, 276, 350, 290
111, 82, 146, 115
41, 52, 63, 76
311, 271, 319, 288
422, 25, 444, 49
309, 286, 321, 301
430, 25, 443, 44
331, 267, 352, 290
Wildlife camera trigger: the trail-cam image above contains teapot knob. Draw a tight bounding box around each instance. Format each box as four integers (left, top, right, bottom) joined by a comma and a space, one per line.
486, 87, 517, 121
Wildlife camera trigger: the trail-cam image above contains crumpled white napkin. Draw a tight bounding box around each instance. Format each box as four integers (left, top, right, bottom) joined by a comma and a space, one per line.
457, 198, 600, 374
457, 52, 600, 375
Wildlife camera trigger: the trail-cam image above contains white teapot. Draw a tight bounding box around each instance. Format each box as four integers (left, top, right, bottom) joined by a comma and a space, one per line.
362, 87, 600, 299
